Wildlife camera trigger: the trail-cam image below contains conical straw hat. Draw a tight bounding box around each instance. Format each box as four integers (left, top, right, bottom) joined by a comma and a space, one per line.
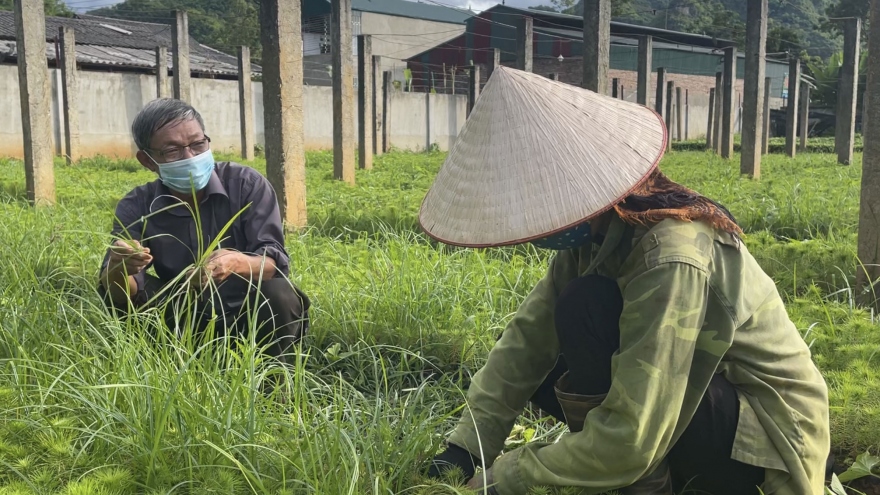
418, 66, 667, 248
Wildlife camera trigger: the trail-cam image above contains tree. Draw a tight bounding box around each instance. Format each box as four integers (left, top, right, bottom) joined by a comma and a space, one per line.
0, 0, 74, 16
767, 22, 805, 57
89, 0, 261, 60
823, 0, 870, 38
550, 0, 578, 14
570, 0, 638, 18
806, 49, 869, 109
531, 4, 560, 12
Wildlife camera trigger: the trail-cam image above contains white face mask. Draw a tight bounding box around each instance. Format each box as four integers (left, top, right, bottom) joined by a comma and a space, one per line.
148, 149, 216, 193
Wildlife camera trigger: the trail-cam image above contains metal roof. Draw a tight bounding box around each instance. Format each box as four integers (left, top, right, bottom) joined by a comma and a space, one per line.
303, 0, 473, 24
0, 11, 257, 76
481, 5, 735, 49
0, 39, 246, 76
533, 26, 787, 66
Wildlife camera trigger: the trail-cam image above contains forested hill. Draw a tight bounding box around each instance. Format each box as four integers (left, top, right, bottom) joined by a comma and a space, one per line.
613, 0, 840, 57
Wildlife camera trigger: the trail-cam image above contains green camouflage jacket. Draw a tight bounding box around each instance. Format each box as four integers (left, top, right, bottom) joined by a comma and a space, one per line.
446, 215, 830, 495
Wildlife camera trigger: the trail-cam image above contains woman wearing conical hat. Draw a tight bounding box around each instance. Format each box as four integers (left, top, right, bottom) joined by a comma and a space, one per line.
421, 67, 830, 495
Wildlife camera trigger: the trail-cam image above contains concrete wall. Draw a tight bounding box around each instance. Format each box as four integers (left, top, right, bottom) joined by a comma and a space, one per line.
386, 91, 467, 151
0, 63, 463, 159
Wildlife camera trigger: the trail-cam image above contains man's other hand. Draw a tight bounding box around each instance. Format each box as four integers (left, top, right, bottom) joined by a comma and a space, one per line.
108, 239, 152, 275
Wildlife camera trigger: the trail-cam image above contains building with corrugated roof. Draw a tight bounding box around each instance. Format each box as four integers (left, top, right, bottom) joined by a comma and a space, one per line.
301, 0, 472, 86
0, 11, 255, 79
404, 4, 790, 107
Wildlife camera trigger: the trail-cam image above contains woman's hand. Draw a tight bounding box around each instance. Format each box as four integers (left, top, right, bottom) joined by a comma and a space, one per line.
466, 467, 499, 494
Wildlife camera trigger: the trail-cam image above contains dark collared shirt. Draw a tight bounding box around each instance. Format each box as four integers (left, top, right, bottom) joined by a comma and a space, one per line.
102, 161, 289, 308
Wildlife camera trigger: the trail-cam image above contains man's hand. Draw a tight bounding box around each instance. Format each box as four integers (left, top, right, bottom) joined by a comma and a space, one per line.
204, 249, 244, 283
101, 239, 152, 306
187, 249, 277, 291
107, 239, 152, 275
185, 249, 242, 290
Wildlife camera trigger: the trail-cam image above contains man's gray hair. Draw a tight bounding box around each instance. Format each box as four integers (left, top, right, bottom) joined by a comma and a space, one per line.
131, 98, 206, 151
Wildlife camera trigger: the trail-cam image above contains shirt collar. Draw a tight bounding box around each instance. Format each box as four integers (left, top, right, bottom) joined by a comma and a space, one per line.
585, 215, 627, 275
203, 167, 229, 199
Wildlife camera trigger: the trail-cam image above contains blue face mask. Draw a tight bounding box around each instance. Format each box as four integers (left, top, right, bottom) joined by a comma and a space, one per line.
150, 149, 216, 194
531, 222, 592, 250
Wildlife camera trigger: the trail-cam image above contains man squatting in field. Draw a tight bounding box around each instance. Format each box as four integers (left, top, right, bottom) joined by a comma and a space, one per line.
99, 99, 310, 364
422, 68, 831, 494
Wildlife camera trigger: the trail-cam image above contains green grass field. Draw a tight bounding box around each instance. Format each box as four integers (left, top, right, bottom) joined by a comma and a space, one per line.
0, 148, 878, 494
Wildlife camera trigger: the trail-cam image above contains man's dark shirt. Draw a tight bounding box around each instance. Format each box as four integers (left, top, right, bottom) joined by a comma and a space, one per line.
101, 161, 289, 310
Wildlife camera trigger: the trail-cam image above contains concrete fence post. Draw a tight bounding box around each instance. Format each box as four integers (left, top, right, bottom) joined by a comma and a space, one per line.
237, 46, 255, 161
357, 35, 373, 170
836, 18, 862, 165
59, 26, 80, 164
655, 67, 666, 117
707, 88, 716, 149
785, 56, 801, 158
155, 46, 168, 98
721, 45, 736, 159
15, 0, 55, 205
637, 35, 652, 106
259, 0, 306, 228
666, 81, 674, 151
468, 65, 481, 115
740, 0, 767, 177
172, 10, 191, 102
762, 76, 771, 154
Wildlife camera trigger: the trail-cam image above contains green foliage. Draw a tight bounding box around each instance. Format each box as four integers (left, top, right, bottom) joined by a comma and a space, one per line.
620, 0, 840, 58
806, 50, 869, 110
837, 451, 880, 483
636, 0, 746, 46
767, 21, 806, 56
823, 0, 871, 41
88, 0, 261, 60
0, 149, 878, 493
0, 0, 73, 16
542, 0, 636, 17
547, 0, 579, 15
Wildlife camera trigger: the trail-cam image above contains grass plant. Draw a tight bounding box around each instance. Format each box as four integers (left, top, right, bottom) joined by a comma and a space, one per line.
0, 149, 877, 494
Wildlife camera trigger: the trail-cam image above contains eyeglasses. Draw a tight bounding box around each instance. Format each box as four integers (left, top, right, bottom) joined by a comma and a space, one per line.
147, 136, 212, 162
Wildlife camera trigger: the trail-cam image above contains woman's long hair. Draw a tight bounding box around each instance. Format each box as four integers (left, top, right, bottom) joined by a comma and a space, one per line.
613, 170, 743, 236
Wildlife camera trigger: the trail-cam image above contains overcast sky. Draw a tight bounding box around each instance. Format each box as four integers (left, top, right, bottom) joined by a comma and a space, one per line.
451, 0, 544, 13
64, 0, 547, 15
62, 0, 115, 11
